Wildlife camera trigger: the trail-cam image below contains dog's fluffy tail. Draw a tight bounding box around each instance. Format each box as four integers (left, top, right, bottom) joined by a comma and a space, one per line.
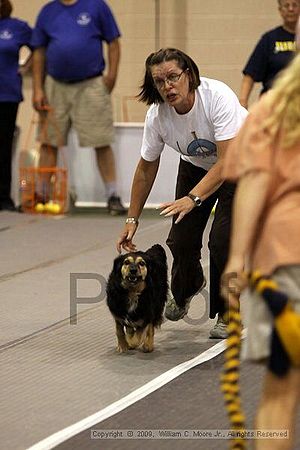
145, 245, 169, 316
145, 244, 167, 263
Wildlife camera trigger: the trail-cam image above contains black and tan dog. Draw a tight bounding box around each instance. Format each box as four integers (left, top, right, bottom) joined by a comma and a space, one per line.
106, 244, 168, 353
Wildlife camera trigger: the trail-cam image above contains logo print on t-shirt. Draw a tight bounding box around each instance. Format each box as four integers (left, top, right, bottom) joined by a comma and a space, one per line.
177, 131, 217, 158
274, 41, 296, 53
0, 30, 13, 40
77, 12, 91, 26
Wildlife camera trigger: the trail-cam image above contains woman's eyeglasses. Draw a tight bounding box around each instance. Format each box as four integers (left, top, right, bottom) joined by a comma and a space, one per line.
153, 70, 186, 90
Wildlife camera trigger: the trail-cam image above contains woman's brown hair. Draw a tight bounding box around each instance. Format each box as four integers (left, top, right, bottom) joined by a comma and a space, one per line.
138, 48, 200, 105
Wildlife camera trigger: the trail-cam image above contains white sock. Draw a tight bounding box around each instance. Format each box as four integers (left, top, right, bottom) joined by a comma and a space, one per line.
105, 182, 117, 199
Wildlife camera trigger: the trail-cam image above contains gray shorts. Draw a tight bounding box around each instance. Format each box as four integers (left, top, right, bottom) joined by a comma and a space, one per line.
242, 265, 300, 361
41, 75, 114, 148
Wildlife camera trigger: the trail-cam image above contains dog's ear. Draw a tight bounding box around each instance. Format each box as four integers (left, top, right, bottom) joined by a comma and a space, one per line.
106, 254, 126, 299
107, 254, 125, 289
112, 254, 125, 274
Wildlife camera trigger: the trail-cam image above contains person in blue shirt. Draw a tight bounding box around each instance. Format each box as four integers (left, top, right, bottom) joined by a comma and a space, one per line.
31, 0, 126, 215
0, 0, 32, 211
239, 0, 300, 109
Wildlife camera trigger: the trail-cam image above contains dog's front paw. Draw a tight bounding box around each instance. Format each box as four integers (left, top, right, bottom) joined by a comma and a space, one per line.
142, 343, 154, 353
116, 343, 129, 353
126, 330, 142, 349
142, 325, 154, 352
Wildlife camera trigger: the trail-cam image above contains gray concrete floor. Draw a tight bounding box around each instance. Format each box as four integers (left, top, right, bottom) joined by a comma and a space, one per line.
0, 209, 218, 450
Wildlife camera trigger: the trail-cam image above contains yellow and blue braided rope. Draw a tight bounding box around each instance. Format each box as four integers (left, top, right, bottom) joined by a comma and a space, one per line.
221, 304, 246, 450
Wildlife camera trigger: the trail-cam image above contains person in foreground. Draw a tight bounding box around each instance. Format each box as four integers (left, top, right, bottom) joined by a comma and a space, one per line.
222, 51, 300, 450
117, 48, 247, 339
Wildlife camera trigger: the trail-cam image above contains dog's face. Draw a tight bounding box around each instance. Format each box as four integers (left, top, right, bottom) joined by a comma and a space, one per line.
120, 253, 148, 290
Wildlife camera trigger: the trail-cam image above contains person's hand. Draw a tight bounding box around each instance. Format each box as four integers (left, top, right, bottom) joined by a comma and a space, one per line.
158, 196, 195, 224
116, 223, 138, 253
103, 75, 116, 93
221, 259, 247, 309
18, 65, 28, 76
239, 99, 249, 110
33, 88, 49, 111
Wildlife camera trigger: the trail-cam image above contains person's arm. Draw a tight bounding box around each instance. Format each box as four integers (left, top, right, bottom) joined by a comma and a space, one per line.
158, 138, 231, 224
32, 47, 48, 110
18, 53, 33, 76
116, 157, 160, 253
240, 33, 269, 109
103, 38, 120, 92
221, 169, 271, 303
239, 74, 255, 109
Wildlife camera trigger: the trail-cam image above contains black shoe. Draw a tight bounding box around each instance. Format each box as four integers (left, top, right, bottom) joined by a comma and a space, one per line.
107, 196, 127, 216
0, 198, 16, 211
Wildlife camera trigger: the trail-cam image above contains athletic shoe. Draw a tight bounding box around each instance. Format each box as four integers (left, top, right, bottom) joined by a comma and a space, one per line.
107, 196, 127, 216
209, 314, 228, 339
0, 198, 16, 211
165, 278, 206, 321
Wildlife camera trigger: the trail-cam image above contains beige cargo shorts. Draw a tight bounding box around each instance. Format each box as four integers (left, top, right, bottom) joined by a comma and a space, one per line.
41, 75, 114, 148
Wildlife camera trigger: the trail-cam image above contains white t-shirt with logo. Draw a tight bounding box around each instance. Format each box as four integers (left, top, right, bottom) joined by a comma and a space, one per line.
141, 77, 248, 171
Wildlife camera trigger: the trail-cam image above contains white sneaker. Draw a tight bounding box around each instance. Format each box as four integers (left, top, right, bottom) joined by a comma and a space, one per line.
209, 314, 228, 339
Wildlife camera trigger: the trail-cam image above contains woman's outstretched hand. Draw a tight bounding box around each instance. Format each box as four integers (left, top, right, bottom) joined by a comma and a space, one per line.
158, 196, 195, 224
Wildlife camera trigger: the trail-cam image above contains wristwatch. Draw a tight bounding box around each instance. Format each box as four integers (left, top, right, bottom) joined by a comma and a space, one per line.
187, 193, 202, 207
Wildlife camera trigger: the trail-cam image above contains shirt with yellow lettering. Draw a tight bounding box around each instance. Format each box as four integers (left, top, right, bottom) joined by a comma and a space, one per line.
243, 26, 296, 94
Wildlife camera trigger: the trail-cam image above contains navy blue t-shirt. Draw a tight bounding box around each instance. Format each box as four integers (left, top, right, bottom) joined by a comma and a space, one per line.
243, 26, 296, 94
0, 17, 32, 102
31, 0, 121, 81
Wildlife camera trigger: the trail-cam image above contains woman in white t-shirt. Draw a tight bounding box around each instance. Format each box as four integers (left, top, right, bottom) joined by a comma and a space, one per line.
117, 48, 247, 338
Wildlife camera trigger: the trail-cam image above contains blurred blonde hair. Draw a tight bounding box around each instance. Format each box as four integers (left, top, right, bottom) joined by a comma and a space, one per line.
263, 52, 300, 148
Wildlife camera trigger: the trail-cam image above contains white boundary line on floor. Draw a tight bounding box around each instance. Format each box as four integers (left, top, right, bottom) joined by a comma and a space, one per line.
27, 339, 229, 450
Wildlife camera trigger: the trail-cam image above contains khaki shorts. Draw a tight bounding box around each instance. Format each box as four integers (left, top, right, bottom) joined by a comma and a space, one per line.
242, 265, 300, 361
41, 75, 114, 148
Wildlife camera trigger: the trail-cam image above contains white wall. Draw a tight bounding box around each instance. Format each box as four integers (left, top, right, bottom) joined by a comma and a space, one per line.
67, 124, 179, 207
